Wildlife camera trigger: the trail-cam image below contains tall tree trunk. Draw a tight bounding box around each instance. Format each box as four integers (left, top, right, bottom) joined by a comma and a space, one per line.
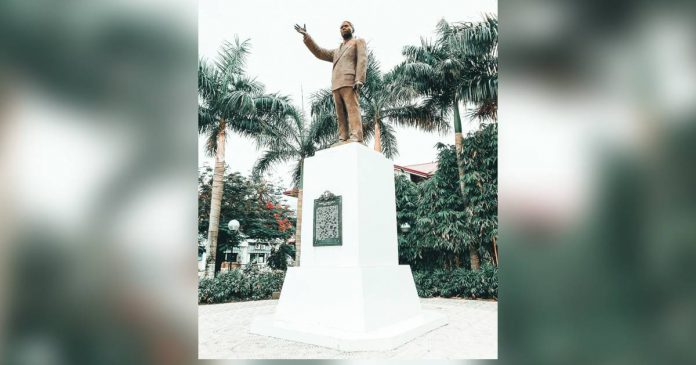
453, 98, 467, 199
469, 245, 481, 271
374, 119, 382, 153
205, 120, 226, 278
293, 160, 304, 266
492, 236, 498, 266
453, 98, 480, 271
294, 188, 304, 266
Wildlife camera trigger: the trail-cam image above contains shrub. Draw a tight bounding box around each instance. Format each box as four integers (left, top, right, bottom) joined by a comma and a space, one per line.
198, 268, 286, 304
266, 243, 295, 271
198, 277, 215, 304
412, 264, 498, 299
413, 270, 436, 297
199, 265, 497, 304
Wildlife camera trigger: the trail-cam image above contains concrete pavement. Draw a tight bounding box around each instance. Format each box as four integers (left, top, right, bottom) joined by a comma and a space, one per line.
199, 297, 497, 359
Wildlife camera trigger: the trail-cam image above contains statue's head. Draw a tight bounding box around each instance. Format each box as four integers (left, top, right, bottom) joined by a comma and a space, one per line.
340, 21, 354, 40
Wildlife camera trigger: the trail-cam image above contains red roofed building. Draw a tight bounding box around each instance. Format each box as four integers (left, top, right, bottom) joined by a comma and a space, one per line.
283, 187, 300, 198
393, 162, 438, 183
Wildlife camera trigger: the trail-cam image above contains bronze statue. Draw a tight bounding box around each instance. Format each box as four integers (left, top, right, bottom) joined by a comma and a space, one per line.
295, 21, 367, 145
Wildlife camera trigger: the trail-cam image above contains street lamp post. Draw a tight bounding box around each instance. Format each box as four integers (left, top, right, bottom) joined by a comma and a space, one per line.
228, 219, 250, 267
207, 219, 242, 278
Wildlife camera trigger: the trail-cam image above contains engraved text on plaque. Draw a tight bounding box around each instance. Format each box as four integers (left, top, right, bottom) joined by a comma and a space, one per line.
313, 191, 342, 246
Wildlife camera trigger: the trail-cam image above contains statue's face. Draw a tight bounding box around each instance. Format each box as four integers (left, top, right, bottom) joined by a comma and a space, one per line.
340, 22, 353, 38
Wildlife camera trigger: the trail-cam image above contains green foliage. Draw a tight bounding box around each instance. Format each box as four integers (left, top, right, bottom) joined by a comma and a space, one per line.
412, 264, 498, 299
198, 265, 497, 303
393, 16, 498, 272
198, 268, 286, 304
396, 144, 468, 270
399, 16, 498, 122
198, 167, 295, 254
395, 124, 497, 269
395, 175, 420, 264
198, 37, 294, 156
198, 37, 295, 275
252, 101, 336, 189
362, 50, 449, 158
460, 123, 498, 262
266, 243, 296, 271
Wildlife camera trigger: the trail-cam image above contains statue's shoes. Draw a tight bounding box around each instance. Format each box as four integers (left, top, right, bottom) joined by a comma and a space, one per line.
347, 138, 366, 146
331, 139, 365, 147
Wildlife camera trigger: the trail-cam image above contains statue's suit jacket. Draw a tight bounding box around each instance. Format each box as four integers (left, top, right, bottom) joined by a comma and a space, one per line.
303, 35, 367, 91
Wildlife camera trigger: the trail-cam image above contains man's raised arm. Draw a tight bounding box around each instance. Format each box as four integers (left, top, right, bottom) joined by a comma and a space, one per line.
294, 23, 334, 62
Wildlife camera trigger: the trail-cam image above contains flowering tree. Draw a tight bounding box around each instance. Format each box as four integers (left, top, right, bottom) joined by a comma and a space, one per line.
198, 167, 295, 273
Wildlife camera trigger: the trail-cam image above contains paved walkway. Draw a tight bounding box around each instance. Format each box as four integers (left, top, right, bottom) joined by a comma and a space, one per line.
199, 298, 497, 359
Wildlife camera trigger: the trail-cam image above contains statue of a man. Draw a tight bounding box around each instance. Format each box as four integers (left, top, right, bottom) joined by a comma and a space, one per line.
295, 21, 367, 145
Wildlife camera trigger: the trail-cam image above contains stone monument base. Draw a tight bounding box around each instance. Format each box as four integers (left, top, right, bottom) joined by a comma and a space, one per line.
249, 144, 447, 351
251, 310, 446, 352
250, 265, 447, 351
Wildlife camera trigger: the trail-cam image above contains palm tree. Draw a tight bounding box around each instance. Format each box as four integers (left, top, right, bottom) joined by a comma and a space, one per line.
440, 15, 498, 121
310, 51, 449, 159
252, 105, 335, 266
399, 15, 498, 270
198, 37, 292, 278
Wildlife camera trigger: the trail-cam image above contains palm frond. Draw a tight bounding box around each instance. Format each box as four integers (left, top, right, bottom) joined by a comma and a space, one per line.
402, 37, 442, 63
283, 106, 305, 147
252, 148, 297, 179
204, 123, 224, 157
198, 59, 219, 101
222, 90, 256, 116
399, 17, 498, 123
447, 14, 498, 57
254, 92, 293, 116
360, 100, 378, 123
362, 50, 383, 102
308, 109, 338, 148
255, 122, 294, 152
466, 99, 497, 121
215, 37, 252, 76
382, 68, 424, 106
309, 88, 335, 117
437, 56, 465, 79
379, 121, 399, 159
458, 72, 497, 103
361, 120, 375, 143
399, 62, 437, 85
383, 101, 450, 134
291, 160, 303, 188
198, 106, 217, 134
234, 75, 265, 95
227, 116, 263, 138
256, 105, 303, 150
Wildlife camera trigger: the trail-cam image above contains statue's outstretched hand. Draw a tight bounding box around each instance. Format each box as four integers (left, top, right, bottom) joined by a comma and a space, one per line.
294, 23, 308, 36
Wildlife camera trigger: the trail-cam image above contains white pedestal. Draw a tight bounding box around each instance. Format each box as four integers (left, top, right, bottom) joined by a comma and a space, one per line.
250, 143, 447, 351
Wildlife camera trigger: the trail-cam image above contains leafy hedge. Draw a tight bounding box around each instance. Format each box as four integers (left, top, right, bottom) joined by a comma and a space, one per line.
198, 267, 285, 304
199, 265, 497, 304
412, 264, 498, 299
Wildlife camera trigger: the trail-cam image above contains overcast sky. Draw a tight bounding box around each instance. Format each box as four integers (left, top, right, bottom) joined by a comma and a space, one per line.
198, 0, 498, 200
